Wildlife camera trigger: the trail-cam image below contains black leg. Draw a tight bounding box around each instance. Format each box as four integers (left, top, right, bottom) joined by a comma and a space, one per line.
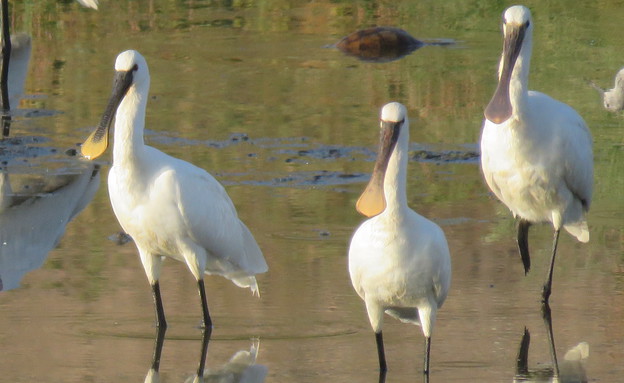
517, 219, 532, 274
423, 336, 431, 376
516, 327, 530, 376
375, 331, 387, 372
1, 0, 11, 139
152, 281, 167, 329
378, 369, 387, 383
196, 327, 212, 378
542, 302, 560, 378
0, 0, 10, 112
197, 279, 212, 329
151, 325, 167, 372
542, 229, 560, 304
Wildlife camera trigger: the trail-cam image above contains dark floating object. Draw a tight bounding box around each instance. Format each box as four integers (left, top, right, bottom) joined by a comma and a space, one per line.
335, 27, 454, 63
336, 27, 422, 63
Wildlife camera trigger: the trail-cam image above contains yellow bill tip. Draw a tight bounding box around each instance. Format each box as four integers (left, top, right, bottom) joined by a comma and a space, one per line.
80, 127, 109, 160
355, 182, 386, 217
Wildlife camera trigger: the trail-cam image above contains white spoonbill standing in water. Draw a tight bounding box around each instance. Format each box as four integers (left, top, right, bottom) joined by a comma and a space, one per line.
81, 50, 268, 328
481, 5, 593, 304
348, 102, 451, 377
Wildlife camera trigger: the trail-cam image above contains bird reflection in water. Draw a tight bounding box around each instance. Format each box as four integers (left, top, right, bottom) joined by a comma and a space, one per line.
1, 31, 31, 137
0, 163, 100, 291
514, 306, 589, 383
145, 328, 267, 383
4, 32, 31, 112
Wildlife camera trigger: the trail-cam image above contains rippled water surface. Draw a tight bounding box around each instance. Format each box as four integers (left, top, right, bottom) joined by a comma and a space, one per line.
1, 1, 623, 382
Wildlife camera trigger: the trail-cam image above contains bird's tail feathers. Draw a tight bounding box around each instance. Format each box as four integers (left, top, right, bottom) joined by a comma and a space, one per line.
564, 220, 589, 243
238, 222, 268, 273
204, 267, 261, 297
231, 275, 261, 297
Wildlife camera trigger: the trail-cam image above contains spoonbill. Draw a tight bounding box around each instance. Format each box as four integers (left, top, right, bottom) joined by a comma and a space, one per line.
348, 102, 451, 376
76, 0, 98, 10
81, 50, 267, 328
481, 5, 593, 304
590, 67, 624, 112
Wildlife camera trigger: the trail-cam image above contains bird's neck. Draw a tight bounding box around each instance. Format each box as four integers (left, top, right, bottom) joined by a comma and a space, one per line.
383, 132, 408, 215
113, 85, 147, 166
508, 37, 532, 116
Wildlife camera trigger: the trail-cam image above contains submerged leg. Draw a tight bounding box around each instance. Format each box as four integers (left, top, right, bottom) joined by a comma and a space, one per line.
542, 302, 560, 377
542, 229, 561, 304
197, 279, 212, 329
152, 281, 167, 329
516, 328, 530, 376
196, 326, 212, 378
378, 369, 387, 383
423, 336, 431, 376
151, 325, 167, 372
375, 331, 388, 372
517, 219, 532, 274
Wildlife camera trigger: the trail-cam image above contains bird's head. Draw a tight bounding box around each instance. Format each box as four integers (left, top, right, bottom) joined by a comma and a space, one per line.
484, 5, 533, 124
81, 50, 150, 160
356, 102, 408, 217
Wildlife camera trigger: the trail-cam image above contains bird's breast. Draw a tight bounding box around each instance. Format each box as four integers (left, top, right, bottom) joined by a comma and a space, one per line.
481, 120, 567, 222
108, 166, 186, 259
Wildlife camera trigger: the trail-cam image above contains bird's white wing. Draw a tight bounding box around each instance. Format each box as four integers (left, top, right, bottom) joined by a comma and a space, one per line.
154, 157, 267, 276
562, 118, 593, 211
530, 92, 594, 210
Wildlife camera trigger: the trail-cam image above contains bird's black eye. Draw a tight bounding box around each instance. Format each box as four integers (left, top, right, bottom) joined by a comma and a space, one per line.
525, 20, 530, 28
132, 64, 138, 71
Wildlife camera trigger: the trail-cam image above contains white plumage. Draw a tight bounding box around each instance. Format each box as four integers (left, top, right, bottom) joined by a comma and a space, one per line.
76, 0, 98, 10
349, 102, 451, 375
481, 5, 593, 303
597, 67, 624, 112
82, 50, 267, 328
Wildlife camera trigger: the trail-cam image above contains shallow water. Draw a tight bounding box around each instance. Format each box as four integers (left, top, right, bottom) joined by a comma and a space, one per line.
1, 1, 623, 382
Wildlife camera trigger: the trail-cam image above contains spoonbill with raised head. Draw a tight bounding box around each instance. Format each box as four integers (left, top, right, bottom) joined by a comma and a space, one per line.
81, 50, 268, 329
348, 102, 451, 377
481, 5, 593, 304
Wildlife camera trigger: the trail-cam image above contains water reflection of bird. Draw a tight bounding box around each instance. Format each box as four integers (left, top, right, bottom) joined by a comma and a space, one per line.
481, 5, 593, 304
348, 102, 451, 377
6, 32, 31, 110
590, 67, 624, 112
0, 163, 100, 291
187, 339, 267, 383
514, 328, 589, 383
144, 328, 266, 383
81, 50, 268, 329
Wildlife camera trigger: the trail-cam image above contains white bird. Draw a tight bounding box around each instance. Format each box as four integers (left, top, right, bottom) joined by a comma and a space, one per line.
76, 0, 99, 10
348, 102, 451, 376
590, 67, 624, 112
81, 50, 268, 328
481, 5, 593, 304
